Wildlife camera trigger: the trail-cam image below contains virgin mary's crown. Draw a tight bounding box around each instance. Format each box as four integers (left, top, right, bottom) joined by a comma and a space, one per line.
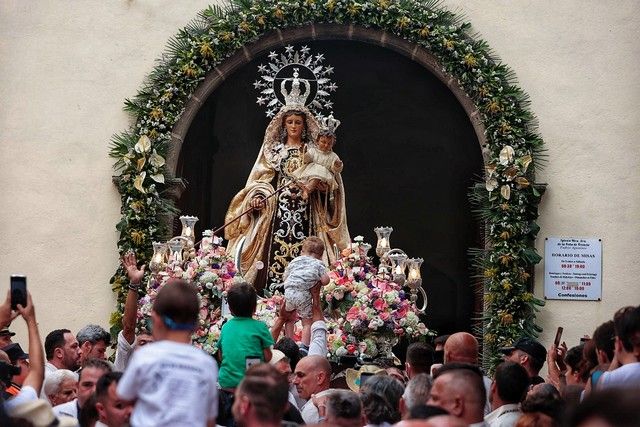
281, 68, 311, 108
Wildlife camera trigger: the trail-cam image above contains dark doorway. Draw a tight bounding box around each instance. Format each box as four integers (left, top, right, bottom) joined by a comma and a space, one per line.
176, 40, 484, 334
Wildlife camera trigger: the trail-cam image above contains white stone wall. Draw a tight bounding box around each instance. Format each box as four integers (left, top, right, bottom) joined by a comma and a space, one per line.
1, 0, 638, 352
446, 0, 640, 348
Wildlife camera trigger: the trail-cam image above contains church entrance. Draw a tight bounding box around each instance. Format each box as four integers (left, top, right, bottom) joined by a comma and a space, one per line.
174, 39, 484, 335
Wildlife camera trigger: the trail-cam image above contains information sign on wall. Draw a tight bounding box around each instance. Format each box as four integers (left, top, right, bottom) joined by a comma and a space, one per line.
544, 237, 602, 301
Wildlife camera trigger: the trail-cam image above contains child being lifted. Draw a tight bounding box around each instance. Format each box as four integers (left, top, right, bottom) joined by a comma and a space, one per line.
283, 236, 330, 350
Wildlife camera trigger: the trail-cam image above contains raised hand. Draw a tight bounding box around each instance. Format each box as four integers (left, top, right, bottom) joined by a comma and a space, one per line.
122, 251, 146, 284
0, 290, 19, 328
16, 291, 36, 324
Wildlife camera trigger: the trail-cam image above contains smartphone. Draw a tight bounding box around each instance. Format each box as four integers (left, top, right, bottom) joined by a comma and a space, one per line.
553, 326, 563, 347
246, 356, 261, 370
10, 275, 27, 310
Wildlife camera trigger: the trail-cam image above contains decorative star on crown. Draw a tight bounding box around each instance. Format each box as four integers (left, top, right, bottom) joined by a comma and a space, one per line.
254, 45, 338, 117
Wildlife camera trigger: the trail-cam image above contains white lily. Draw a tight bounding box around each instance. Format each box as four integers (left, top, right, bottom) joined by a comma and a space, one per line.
134, 172, 147, 193
499, 146, 515, 166
500, 185, 511, 200
150, 150, 166, 168
150, 173, 165, 184
486, 177, 498, 191
134, 135, 152, 154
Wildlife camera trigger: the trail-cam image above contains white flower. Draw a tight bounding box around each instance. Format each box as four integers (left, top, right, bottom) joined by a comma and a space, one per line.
150, 150, 166, 168
354, 235, 364, 242
133, 172, 146, 193
518, 154, 532, 172
499, 146, 515, 165
500, 185, 511, 200
485, 177, 498, 192
134, 135, 152, 154
150, 173, 165, 183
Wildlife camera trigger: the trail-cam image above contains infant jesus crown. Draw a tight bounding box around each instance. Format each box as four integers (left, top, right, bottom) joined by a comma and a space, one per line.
319, 113, 341, 136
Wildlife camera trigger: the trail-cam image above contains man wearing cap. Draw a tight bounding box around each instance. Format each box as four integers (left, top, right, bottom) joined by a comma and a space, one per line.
1, 343, 30, 398
269, 349, 305, 424
0, 327, 15, 348
501, 337, 547, 385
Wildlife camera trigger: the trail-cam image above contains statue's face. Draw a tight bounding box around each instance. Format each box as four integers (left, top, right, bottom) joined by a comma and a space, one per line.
317, 135, 334, 152
284, 114, 305, 139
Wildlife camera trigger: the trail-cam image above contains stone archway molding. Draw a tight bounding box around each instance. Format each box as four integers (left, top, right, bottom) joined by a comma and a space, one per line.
109, 0, 545, 370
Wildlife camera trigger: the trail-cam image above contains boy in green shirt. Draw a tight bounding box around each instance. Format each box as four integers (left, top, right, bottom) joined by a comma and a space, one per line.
217, 282, 273, 425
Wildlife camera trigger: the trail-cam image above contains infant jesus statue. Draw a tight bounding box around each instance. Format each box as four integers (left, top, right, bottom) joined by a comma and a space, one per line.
293, 114, 343, 200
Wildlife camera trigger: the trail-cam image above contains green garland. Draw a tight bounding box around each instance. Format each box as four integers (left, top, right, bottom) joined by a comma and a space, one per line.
108, 0, 545, 370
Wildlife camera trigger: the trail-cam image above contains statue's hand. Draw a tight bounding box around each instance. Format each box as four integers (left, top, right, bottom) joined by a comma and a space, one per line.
303, 152, 313, 163
250, 196, 266, 210
332, 159, 343, 173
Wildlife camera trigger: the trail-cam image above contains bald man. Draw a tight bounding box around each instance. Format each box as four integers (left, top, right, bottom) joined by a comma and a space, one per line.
444, 332, 478, 364
293, 355, 334, 424
443, 332, 491, 414
428, 363, 486, 426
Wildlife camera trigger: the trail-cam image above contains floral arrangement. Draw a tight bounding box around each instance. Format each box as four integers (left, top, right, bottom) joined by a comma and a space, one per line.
109, 0, 545, 370
137, 241, 237, 355
322, 237, 432, 360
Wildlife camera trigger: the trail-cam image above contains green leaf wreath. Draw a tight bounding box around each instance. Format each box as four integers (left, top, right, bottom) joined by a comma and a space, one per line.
109, 0, 545, 371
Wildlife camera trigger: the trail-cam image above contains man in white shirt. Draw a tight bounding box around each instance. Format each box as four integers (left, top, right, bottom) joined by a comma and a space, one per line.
44, 329, 81, 373
598, 305, 640, 389
114, 252, 155, 371
271, 281, 329, 412
485, 362, 529, 427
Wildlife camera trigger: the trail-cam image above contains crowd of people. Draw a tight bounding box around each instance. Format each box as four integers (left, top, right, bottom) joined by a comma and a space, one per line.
1, 257, 638, 427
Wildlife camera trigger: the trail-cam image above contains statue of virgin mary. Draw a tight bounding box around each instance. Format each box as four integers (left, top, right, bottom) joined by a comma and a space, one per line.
224, 102, 350, 293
